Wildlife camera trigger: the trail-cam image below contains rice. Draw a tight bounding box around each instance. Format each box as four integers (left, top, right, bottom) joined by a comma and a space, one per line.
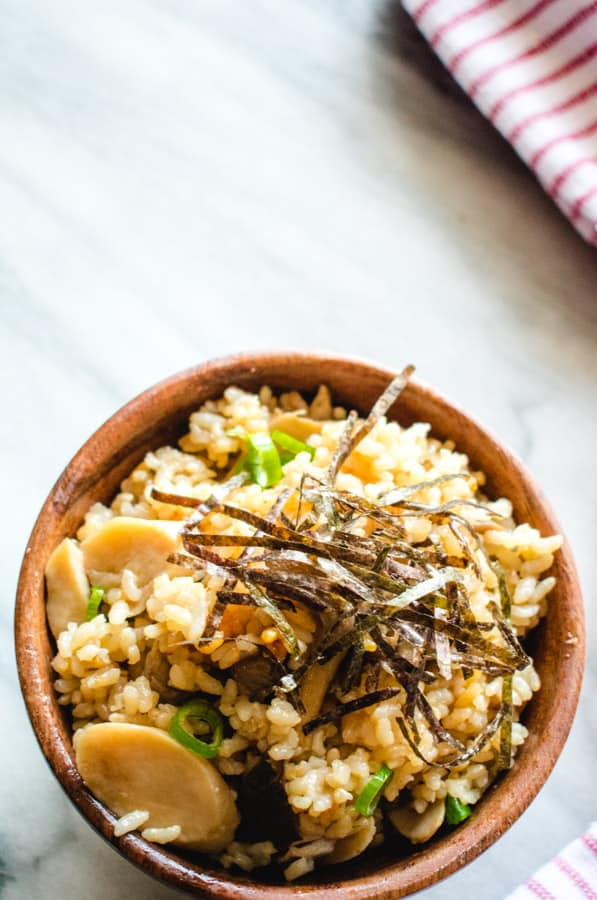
141, 825, 182, 844
114, 809, 150, 836
220, 841, 277, 872
284, 857, 315, 881
46, 383, 562, 878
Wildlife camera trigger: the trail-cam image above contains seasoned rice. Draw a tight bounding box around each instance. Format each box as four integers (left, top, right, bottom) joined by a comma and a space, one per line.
47, 383, 561, 878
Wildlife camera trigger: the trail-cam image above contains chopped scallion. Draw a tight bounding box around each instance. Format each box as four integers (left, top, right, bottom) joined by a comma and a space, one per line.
168, 698, 224, 759
86, 585, 105, 621
244, 433, 284, 487
271, 429, 316, 463
445, 796, 472, 826
355, 764, 393, 816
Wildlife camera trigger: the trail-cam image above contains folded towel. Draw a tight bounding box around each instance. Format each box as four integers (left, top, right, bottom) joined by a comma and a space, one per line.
402, 0, 597, 245
505, 822, 597, 898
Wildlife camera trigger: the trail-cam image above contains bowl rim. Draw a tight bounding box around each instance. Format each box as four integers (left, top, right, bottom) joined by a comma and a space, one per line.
14, 350, 585, 900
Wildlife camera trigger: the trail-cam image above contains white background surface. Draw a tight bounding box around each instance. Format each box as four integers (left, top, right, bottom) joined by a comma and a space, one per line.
2, 1, 596, 898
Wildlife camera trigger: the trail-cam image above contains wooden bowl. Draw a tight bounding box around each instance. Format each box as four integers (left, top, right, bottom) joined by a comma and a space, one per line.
15, 352, 585, 899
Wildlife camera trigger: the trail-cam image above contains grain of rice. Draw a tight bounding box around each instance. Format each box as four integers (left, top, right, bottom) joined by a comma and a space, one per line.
284, 857, 315, 881
141, 825, 181, 844
114, 809, 150, 836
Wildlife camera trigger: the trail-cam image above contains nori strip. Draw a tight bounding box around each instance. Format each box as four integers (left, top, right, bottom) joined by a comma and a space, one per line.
153, 374, 541, 774
397, 705, 505, 770
302, 687, 401, 735
378, 474, 470, 506
245, 583, 301, 661
493, 562, 514, 771
180, 471, 248, 531
151, 488, 203, 508
342, 637, 366, 694
327, 409, 358, 484
342, 366, 415, 462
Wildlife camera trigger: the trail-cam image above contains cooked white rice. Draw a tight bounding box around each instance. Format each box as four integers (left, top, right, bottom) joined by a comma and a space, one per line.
113, 809, 150, 837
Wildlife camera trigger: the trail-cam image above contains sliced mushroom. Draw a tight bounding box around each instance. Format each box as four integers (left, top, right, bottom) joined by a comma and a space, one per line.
74, 722, 239, 852
236, 759, 299, 850
46, 538, 90, 638
309, 385, 332, 421
388, 799, 446, 845
324, 817, 377, 864
299, 653, 344, 723
81, 517, 180, 586
232, 650, 281, 702
269, 413, 322, 443
278, 391, 308, 413
143, 641, 189, 705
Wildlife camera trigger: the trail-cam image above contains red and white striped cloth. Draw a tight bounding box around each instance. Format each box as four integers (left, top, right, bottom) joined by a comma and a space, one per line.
403, 0, 597, 246
505, 822, 597, 899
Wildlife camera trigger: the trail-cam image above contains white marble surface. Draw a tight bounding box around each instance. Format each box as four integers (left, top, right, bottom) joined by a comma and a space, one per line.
2, 1, 597, 897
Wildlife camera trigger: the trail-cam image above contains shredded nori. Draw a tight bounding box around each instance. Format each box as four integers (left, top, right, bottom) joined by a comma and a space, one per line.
157, 368, 533, 775
493, 562, 515, 771
151, 488, 203, 508
342, 366, 415, 462
245, 583, 301, 660
327, 409, 358, 484
302, 687, 401, 735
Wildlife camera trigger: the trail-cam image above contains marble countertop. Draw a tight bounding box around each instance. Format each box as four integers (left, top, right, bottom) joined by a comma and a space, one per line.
2, 1, 596, 898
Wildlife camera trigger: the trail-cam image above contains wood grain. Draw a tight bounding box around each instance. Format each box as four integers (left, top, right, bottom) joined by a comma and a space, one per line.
14, 352, 585, 900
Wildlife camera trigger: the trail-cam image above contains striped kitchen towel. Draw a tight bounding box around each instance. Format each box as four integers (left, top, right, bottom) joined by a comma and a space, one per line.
505, 822, 597, 899
402, 0, 597, 246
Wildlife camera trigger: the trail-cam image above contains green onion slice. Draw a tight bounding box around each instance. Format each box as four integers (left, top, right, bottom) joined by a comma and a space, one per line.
271, 429, 315, 463
355, 764, 393, 816
168, 698, 224, 759
86, 585, 105, 621
245, 433, 283, 487
234, 456, 248, 475
445, 796, 472, 826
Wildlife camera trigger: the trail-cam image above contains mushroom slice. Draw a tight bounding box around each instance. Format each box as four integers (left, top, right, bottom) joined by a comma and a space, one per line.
309, 385, 332, 421
46, 538, 90, 638
81, 517, 180, 586
299, 653, 344, 723
388, 799, 446, 845
143, 642, 188, 705
74, 723, 239, 852
270, 413, 322, 443
236, 759, 299, 849
232, 650, 280, 702
324, 817, 377, 864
